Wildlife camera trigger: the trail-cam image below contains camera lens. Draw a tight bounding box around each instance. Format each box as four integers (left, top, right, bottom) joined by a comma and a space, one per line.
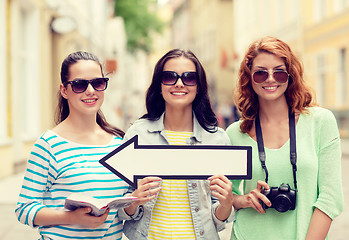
274, 195, 292, 213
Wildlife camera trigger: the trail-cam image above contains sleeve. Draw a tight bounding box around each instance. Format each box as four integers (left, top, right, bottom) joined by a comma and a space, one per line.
210, 201, 234, 232
118, 204, 144, 221
15, 136, 58, 228
313, 109, 344, 219
118, 185, 144, 221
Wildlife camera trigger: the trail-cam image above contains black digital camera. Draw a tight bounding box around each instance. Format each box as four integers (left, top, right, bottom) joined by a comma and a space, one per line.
261, 183, 296, 213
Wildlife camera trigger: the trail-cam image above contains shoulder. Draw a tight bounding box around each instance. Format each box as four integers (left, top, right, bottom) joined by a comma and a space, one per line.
215, 126, 228, 135
302, 107, 340, 144
29, 131, 59, 157
225, 121, 250, 145
124, 118, 156, 140
226, 121, 243, 135
200, 126, 231, 145
216, 126, 231, 140
307, 106, 334, 117
36, 130, 58, 145
304, 107, 337, 126
126, 118, 155, 131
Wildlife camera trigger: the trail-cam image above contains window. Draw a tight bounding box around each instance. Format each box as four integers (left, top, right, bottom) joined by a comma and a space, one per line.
12, 2, 41, 141
337, 48, 347, 106
314, 0, 327, 23
317, 55, 326, 105
334, 0, 349, 13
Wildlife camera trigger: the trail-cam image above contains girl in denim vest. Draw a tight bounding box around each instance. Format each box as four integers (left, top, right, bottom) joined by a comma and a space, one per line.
119, 49, 234, 240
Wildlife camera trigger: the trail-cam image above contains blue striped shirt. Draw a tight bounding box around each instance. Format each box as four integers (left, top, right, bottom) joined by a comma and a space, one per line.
15, 130, 128, 240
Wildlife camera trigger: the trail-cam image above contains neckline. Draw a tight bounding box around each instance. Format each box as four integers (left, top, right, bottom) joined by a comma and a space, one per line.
248, 112, 302, 151
164, 130, 193, 134
47, 129, 116, 147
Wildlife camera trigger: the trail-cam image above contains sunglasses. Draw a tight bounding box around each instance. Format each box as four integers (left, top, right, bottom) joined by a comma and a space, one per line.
161, 71, 198, 86
252, 70, 289, 84
64, 78, 109, 93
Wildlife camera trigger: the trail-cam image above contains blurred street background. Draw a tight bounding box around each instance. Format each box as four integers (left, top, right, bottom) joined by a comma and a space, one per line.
1, 0, 349, 239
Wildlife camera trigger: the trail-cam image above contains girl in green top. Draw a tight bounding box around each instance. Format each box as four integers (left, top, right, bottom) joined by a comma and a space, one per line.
226, 36, 343, 239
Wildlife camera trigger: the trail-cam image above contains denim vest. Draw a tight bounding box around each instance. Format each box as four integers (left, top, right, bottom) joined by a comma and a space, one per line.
118, 113, 234, 240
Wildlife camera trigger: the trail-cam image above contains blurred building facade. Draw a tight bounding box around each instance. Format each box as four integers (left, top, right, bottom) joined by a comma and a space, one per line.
2, 0, 56, 179
148, 1, 174, 71
302, 0, 349, 137
0, 0, 132, 179
169, 0, 236, 128
3, 0, 349, 180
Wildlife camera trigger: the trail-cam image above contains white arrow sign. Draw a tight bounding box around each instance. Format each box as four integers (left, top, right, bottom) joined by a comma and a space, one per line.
99, 135, 252, 188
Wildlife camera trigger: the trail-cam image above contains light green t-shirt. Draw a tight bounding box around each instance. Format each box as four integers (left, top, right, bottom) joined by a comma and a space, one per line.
226, 107, 343, 240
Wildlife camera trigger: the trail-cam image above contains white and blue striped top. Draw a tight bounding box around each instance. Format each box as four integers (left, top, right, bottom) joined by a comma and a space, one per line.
15, 130, 128, 240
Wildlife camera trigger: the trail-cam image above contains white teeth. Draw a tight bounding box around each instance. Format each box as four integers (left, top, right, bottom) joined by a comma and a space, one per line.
82, 99, 96, 103
264, 86, 277, 90
172, 92, 186, 95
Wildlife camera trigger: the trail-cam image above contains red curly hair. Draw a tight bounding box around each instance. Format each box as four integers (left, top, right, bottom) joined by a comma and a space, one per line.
235, 36, 315, 133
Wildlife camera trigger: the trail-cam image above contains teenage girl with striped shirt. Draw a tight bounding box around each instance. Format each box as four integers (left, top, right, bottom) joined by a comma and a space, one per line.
118, 49, 234, 240
15, 51, 128, 239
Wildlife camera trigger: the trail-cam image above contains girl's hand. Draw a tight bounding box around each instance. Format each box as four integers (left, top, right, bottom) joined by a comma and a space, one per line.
34, 207, 109, 227
208, 175, 234, 209
234, 180, 271, 213
67, 207, 109, 228
208, 175, 234, 221
125, 176, 162, 216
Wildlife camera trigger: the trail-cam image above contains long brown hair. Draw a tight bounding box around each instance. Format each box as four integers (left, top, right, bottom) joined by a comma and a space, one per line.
55, 51, 124, 137
236, 36, 314, 133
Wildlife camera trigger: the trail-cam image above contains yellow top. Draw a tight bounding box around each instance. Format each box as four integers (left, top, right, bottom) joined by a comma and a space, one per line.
148, 130, 196, 239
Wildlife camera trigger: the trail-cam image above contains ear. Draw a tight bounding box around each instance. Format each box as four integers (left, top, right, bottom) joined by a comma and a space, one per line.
60, 84, 68, 99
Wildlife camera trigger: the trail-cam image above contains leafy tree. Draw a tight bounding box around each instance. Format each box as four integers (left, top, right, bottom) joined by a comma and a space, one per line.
114, 0, 164, 53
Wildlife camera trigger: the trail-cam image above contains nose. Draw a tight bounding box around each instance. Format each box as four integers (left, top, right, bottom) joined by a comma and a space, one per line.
266, 70, 275, 82
175, 77, 185, 87
85, 83, 95, 94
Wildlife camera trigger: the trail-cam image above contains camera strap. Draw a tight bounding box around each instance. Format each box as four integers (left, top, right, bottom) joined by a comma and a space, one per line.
255, 107, 298, 190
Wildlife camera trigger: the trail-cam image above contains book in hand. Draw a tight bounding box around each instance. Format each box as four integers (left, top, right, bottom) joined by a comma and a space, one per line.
64, 193, 138, 217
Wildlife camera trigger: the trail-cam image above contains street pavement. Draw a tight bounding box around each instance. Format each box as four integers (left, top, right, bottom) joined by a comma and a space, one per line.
1, 139, 349, 240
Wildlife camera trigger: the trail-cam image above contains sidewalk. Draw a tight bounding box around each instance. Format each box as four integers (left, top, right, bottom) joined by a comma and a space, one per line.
0, 171, 39, 239
1, 139, 348, 239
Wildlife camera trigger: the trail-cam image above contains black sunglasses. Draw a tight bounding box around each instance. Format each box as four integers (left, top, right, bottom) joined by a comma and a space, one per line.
252, 70, 289, 84
161, 71, 198, 86
64, 78, 109, 93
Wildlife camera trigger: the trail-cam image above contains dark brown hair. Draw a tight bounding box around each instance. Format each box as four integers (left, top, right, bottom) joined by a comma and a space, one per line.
142, 49, 218, 133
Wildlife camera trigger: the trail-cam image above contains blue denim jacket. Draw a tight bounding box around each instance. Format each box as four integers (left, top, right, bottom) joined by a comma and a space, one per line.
118, 112, 234, 240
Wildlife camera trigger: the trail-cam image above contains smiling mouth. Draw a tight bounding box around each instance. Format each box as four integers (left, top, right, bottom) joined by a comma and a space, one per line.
82, 99, 97, 103
171, 92, 187, 96
263, 86, 278, 90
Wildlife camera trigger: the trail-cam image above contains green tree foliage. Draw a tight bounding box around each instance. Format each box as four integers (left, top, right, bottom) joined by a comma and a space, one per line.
114, 0, 164, 53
